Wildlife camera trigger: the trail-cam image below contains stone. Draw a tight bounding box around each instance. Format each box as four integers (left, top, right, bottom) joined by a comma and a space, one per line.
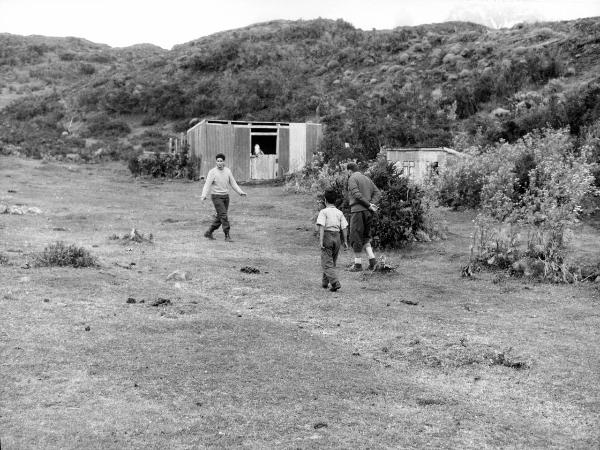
166, 270, 191, 281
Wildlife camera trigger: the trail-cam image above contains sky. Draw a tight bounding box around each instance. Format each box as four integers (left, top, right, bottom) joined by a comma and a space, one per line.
1, 0, 599, 49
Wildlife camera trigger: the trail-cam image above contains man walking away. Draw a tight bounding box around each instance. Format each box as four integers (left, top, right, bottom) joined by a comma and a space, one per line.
201, 153, 247, 242
346, 162, 381, 271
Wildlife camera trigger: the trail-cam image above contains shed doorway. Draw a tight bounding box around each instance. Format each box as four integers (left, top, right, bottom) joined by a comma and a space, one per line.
250, 130, 278, 180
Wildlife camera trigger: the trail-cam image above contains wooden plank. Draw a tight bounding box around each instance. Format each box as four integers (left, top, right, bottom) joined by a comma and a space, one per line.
203, 123, 234, 179
251, 155, 278, 180
289, 123, 306, 173
234, 126, 250, 181
306, 123, 321, 164
186, 122, 205, 179
278, 127, 290, 176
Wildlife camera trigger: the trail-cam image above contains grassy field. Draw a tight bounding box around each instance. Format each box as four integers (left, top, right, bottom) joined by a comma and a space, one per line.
1, 156, 599, 449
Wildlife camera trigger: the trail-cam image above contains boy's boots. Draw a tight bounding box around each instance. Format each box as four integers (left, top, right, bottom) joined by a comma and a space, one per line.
224, 232, 233, 242
204, 230, 215, 240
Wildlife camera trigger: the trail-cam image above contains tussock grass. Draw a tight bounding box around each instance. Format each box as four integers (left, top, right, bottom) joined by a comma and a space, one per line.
34, 241, 98, 268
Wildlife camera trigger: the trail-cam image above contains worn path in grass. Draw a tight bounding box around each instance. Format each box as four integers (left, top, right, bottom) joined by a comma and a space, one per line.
1, 156, 599, 449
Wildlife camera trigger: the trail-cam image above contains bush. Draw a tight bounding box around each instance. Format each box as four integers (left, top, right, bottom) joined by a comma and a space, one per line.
434, 150, 484, 209
34, 241, 98, 268
4, 93, 65, 121
372, 175, 426, 248
59, 52, 76, 61
141, 115, 160, 126
85, 114, 131, 138
467, 128, 596, 281
79, 63, 96, 75
286, 156, 431, 248
129, 152, 196, 179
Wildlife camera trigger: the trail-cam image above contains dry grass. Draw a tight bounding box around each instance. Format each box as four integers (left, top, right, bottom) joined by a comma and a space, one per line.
1, 156, 599, 449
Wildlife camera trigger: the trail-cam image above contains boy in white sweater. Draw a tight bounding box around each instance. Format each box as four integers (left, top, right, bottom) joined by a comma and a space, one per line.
316, 189, 349, 291
201, 153, 247, 241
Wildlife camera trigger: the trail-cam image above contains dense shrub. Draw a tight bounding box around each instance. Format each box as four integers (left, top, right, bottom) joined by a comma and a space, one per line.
59, 52, 76, 61
85, 114, 131, 138
368, 161, 427, 248
79, 63, 96, 75
463, 129, 596, 281
581, 119, 600, 188
286, 156, 431, 248
35, 241, 98, 268
4, 93, 64, 121
129, 152, 197, 179
434, 150, 484, 209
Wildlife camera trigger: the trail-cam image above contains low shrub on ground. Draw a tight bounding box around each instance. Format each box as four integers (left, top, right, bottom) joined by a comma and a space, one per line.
34, 241, 98, 268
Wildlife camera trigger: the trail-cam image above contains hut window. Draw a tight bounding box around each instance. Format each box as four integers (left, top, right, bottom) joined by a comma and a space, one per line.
428, 161, 439, 175
251, 134, 277, 155
402, 161, 415, 176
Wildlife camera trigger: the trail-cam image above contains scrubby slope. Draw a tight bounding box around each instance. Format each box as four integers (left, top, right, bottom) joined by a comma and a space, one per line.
0, 17, 599, 159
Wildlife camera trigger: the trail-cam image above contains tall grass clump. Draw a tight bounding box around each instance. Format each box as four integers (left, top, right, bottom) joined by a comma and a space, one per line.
35, 241, 98, 268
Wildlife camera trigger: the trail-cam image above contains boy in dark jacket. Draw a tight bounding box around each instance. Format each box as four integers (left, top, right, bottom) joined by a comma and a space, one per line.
346, 162, 381, 271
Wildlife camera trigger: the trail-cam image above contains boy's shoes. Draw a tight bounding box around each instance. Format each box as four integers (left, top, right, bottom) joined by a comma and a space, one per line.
224, 235, 233, 242
329, 282, 341, 292
204, 231, 215, 240
322, 282, 329, 289
348, 264, 362, 272
368, 258, 377, 270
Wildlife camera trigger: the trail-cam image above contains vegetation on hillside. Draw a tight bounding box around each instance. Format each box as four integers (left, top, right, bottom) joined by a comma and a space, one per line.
1, 17, 600, 163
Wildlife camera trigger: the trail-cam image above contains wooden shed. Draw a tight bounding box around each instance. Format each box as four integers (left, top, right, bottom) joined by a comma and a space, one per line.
385, 147, 464, 182
186, 119, 323, 181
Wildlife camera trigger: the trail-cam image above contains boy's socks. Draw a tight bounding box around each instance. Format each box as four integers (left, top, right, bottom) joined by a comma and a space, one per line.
365, 245, 375, 259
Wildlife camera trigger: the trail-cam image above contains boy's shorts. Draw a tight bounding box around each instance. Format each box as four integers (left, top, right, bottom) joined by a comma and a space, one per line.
349, 210, 373, 252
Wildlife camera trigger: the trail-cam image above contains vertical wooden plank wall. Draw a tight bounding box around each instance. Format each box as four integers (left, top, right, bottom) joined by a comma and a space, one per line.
278, 127, 290, 176
233, 126, 250, 181
306, 123, 321, 163
288, 123, 306, 173
202, 123, 233, 179
186, 122, 203, 179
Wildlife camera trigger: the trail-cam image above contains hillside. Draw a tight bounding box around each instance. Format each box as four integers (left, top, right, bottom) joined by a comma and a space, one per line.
0, 17, 599, 161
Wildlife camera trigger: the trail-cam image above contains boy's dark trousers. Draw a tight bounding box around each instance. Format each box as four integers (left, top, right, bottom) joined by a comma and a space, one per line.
208, 194, 230, 235
321, 230, 341, 286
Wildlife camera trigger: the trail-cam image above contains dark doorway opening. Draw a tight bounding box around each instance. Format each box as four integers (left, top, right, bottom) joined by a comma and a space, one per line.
251, 135, 277, 155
